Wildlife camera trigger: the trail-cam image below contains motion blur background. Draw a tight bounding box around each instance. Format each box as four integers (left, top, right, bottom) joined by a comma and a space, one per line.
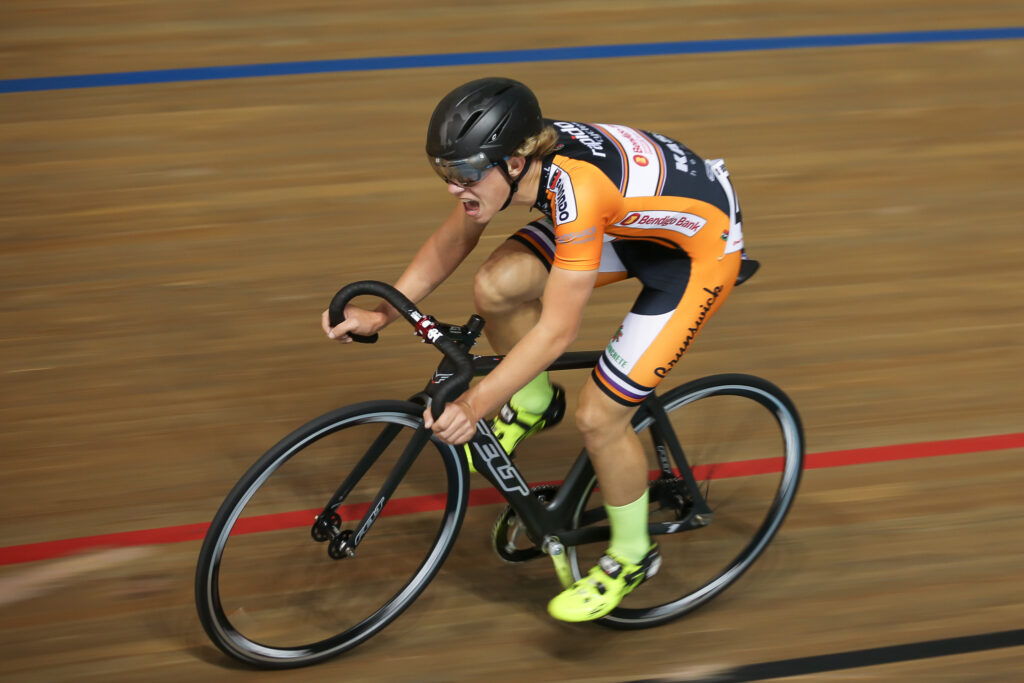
1, 2, 1022, 680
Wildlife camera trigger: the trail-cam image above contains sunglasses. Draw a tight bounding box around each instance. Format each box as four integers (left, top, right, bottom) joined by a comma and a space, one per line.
428, 152, 502, 187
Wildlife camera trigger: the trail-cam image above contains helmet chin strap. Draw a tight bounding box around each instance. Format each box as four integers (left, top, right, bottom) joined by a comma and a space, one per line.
497, 158, 532, 211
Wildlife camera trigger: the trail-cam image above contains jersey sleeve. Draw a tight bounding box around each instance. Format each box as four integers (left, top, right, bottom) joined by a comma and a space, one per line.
545, 157, 623, 271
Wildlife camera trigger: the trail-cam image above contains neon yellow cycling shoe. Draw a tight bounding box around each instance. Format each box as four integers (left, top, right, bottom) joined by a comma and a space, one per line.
492, 384, 566, 456
547, 544, 661, 622
463, 443, 478, 474
464, 385, 566, 474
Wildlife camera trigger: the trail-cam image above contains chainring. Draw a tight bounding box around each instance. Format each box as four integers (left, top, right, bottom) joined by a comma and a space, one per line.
491, 485, 559, 563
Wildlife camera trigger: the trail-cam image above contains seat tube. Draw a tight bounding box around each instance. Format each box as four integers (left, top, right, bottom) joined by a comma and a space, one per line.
642, 395, 712, 516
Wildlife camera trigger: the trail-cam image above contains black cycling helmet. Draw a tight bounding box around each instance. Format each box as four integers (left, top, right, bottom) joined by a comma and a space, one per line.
426, 77, 544, 189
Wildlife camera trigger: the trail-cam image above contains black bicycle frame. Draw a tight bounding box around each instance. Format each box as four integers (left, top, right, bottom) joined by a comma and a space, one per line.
324, 280, 713, 554
453, 351, 713, 550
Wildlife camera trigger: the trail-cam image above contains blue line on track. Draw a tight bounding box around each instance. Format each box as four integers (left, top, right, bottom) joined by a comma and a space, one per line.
2, 27, 1023, 94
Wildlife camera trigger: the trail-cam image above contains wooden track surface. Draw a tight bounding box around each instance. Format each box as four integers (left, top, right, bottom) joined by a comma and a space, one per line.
2, 2, 1023, 680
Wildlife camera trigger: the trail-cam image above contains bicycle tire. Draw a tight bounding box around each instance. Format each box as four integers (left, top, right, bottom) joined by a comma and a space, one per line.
568, 373, 804, 629
194, 400, 469, 668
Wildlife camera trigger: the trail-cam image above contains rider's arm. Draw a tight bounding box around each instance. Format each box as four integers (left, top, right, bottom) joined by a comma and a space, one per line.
460, 265, 598, 421
378, 203, 485, 324
427, 161, 617, 441
325, 203, 484, 339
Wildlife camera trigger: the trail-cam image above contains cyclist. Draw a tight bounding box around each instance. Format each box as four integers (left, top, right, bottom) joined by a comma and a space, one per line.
323, 77, 744, 622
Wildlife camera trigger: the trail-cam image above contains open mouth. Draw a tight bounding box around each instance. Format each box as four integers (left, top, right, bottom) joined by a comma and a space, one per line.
462, 200, 480, 216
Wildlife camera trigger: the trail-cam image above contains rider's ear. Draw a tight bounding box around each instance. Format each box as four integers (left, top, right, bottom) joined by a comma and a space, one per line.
507, 155, 527, 178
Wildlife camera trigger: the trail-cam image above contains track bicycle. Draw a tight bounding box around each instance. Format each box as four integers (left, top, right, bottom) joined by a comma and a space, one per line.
195, 265, 804, 669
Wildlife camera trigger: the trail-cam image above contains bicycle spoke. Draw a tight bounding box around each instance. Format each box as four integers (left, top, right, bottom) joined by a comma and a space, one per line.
567, 375, 803, 628
195, 403, 467, 668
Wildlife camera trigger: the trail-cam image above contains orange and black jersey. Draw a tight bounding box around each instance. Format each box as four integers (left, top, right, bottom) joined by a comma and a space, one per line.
531, 119, 744, 271
515, 120, 746, 405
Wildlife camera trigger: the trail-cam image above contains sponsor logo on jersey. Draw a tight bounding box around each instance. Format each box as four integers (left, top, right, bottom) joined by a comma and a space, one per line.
595, 124, 664, 197
615, 211, 707, 236
547, 168, 561, 192
651, 132, 693, 174
556, 225, 596, 244
605, 344, 630, 369
548, 165, 578, 225
603, 319, 640, 373
604, 124, 651, 156
654, 286, 723, 378
553, 121, 607, 158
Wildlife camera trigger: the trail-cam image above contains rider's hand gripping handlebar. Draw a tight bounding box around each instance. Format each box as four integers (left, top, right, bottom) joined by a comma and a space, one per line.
328, 280, 476, 419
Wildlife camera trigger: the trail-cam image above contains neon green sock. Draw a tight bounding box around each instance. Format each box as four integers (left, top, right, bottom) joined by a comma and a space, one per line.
510, 372, 553, 414
605, 489, 651, 565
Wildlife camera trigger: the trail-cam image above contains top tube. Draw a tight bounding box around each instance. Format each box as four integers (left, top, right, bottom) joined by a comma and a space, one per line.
470, 350, 603, 377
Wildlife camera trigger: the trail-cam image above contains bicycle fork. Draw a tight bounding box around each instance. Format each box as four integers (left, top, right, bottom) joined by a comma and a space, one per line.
310, 423, 434, 559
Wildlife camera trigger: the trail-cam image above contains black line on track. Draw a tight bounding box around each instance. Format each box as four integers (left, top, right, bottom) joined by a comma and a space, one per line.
625, 628, 1024, 682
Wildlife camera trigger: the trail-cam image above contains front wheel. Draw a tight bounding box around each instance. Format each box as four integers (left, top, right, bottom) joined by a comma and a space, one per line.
194, 401, 469, 668
570, 374, 804, 628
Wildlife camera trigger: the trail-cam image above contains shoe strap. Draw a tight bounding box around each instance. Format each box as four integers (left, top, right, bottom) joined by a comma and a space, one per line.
599, 548, 659, 584
497, 403, 539, 430
597, 554, 624, 579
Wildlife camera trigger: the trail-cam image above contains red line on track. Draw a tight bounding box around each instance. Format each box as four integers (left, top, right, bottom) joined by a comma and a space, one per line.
2, 432, 1021, 567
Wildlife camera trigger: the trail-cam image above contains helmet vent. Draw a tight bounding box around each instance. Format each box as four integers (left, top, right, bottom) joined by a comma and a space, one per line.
457, 111, 483, 140
490, 112, 512, 140
426, 77, 542, 160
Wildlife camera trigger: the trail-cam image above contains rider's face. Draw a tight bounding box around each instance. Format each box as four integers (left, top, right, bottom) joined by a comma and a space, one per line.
446, 165, 508, 222
446, 155, 529, 222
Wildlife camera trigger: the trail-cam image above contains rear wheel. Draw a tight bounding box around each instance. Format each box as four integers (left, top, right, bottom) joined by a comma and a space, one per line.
569, 374, 804, 628
195, 401, 468, 668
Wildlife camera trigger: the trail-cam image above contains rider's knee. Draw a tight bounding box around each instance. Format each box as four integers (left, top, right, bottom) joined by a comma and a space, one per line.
575, 386, 632, 441
473, 249, 543, 314
574, 401, 603, 440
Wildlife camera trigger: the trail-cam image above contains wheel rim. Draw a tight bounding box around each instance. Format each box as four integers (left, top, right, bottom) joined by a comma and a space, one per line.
196, 407, 467, 666
570, 379, 803, 626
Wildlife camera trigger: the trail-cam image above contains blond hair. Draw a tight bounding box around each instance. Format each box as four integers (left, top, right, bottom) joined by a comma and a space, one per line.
514, 125, 560, 159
